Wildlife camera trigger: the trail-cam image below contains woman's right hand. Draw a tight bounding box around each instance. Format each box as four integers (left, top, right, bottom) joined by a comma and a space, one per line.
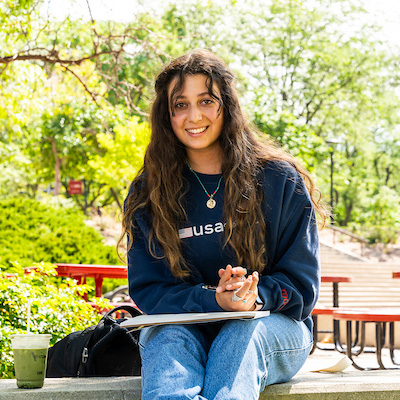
215, 264, 259, 311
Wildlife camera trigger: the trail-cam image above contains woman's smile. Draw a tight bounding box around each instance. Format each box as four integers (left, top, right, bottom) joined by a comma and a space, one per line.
186, 126, 209, 135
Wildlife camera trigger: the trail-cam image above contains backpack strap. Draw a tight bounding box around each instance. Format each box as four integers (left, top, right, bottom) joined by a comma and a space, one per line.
102, 305, 143, 320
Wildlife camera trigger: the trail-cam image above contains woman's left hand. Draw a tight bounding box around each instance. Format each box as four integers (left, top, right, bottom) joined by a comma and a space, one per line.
215, 265, 259, 311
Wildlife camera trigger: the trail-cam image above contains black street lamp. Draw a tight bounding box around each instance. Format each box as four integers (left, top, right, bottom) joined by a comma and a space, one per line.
325, 139, 341, 223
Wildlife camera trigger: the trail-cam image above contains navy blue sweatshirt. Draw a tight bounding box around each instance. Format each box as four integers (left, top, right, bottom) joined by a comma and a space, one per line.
127, 161, 320, 332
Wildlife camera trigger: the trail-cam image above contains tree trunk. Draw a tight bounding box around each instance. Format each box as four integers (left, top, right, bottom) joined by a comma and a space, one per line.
50, 137, 62, 196
342, 194, 353, 226
110, 188, 122, 211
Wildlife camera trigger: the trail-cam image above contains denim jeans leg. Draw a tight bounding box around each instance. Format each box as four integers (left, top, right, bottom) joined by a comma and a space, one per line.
139, 324, 210, 400
202, 313, 313, 400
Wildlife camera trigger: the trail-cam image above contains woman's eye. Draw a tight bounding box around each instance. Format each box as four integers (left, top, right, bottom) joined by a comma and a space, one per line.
202, 99, 213, 105
175, 102, 186, 109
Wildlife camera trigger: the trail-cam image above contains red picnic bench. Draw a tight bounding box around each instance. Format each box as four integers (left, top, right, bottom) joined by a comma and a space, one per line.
24, 263, 137, 317
54, 263, 128, 298
311, 275, 352, 353
314, 272, 400, 369
25, 263, 128, 300
333, 309, 400, 370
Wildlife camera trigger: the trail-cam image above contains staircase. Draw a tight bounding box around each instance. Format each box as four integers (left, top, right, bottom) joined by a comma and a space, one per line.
320, 241, 366, 263
319, 243, 400, 309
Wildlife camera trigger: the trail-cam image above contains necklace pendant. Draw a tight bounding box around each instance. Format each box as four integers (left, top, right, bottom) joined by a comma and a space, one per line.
206, 198, 216, 209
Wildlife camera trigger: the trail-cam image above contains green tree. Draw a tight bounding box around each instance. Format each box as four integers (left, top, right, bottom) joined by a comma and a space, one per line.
161, 0, 400, 238
2, 0, 400, 241
0, 0, 171, 205
0, 0, 169, 113
88, 116, 151, 210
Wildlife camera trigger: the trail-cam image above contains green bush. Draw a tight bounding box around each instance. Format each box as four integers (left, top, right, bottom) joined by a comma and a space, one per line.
0, 262, 110, 379
0, 197, 121, 270
358, 226, 398, 245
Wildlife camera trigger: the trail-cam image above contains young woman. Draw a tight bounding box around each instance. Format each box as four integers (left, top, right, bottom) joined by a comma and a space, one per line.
120, 49, 326, 400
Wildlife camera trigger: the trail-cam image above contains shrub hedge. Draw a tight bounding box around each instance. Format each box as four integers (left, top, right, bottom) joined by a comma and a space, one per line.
0, 197, 121, 270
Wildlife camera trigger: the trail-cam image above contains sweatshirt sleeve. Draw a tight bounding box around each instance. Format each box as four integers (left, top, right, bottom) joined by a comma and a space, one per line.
257, 164, 321, 321
127, 221, 225, 315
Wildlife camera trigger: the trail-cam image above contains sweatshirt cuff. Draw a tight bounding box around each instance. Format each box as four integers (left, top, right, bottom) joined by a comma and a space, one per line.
201, 286, 225, 312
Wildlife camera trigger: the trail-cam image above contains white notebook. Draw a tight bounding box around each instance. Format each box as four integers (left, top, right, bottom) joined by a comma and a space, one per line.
120, 311, 270, 329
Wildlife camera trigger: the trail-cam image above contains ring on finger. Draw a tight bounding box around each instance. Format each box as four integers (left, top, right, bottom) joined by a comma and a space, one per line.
232, 291, 244, 302
247, 290, 254, 294
240, 275, 246, 282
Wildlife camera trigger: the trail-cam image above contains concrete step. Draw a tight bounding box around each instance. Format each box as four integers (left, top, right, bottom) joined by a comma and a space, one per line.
319, 295, 400, 301
1, 365, 400, 400
320, 242, 368, 263
319, 290, 400, 297
320, 251, 364, 256
321, 267, 400, 272
320, 252, 365, 258
318, 301, 400, 308
321, 267, 399, 273
325, 281, 400, 285
321, 262, 400, 268
322, 290, 400, 295
318, 258, 400, 311
320, 286, 400, 292
331, 302, 400, 308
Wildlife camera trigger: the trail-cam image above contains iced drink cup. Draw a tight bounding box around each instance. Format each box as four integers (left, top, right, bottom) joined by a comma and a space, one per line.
10, 334, 51, 389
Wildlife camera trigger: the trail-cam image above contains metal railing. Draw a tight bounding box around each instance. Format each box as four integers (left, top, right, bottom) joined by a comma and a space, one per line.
326, 225, 368, 256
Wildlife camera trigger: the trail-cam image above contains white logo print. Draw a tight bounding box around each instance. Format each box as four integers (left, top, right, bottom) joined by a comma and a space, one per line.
179, 222, 225, 239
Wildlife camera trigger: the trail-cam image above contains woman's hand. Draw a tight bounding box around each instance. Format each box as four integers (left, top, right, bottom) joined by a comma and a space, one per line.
215, 264, 259, 311
216, 264, 247, 292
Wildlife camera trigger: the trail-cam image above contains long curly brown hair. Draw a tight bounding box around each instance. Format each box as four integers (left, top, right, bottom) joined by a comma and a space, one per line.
119, 49, 327, 278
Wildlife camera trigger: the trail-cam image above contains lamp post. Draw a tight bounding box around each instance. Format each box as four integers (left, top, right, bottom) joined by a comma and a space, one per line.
325, 139, 341, 223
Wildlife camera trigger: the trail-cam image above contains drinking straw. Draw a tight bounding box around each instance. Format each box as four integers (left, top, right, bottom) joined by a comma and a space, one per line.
27, 299, 31, 334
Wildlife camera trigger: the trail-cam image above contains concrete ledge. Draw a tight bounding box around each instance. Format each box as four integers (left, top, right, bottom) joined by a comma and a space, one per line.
1, 369, 400, 400
266, 370, 400, 399
0, 377, 141, 400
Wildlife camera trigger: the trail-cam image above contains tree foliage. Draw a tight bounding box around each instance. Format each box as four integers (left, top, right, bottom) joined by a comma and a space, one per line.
1, 0, 399, 242
0, 0, 169, 112
159, 0, 400, 240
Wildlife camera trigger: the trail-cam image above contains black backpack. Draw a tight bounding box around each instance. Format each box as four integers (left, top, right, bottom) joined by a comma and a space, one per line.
46, 305, 143, 377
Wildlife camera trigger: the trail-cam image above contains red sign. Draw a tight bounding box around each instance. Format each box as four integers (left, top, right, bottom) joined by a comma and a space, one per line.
69, 180, 83, 195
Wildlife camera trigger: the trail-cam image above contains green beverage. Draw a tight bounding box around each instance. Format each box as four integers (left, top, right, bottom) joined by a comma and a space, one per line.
11, 334, 51, 389
13, 348, 48, 388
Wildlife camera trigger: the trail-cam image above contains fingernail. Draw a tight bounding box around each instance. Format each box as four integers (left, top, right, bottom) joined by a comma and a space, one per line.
248, 276, 253, 282
216, 286, 222, 293
226, 284, 232, 290
254, 271, 259, 277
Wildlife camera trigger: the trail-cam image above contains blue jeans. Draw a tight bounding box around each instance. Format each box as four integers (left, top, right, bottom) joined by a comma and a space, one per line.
139, 313, 312, 400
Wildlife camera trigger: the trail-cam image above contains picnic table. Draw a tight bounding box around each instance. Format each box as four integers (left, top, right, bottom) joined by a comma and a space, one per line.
321, 275, 352, 307
333, 308, 400, 370
25, 263, 128, 300
311, 275, 353, 353
54, 263, 128, 298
